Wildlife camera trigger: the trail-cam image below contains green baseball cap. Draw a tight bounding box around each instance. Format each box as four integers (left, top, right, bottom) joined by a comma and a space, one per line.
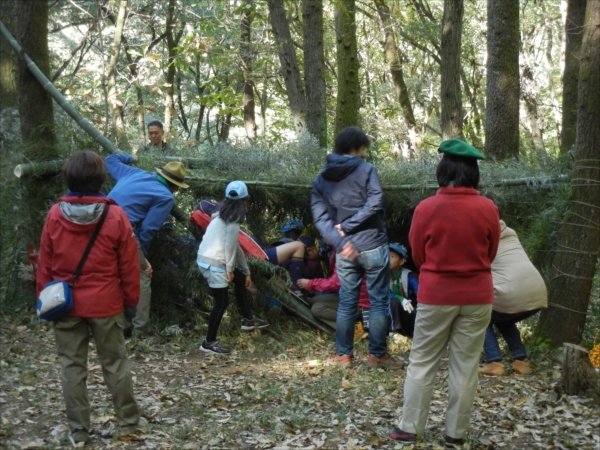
439, 139, 485, 160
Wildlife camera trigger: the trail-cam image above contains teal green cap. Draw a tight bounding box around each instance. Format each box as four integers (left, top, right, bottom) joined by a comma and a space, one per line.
439, 139, 485, 160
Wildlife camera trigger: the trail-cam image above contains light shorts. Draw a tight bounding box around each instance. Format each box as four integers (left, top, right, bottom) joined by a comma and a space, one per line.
197, 263, 229, 289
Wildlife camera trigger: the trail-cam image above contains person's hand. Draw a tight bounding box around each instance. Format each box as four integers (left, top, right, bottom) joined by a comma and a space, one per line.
245, 275, 252, 289
339, 241, 358, 261
227, 272, 234, 283
334, 224, 345, 237
297, 278, 309, 289
401, 298, 414, 314
124, 305, 137, 320
145, 260, 153, 276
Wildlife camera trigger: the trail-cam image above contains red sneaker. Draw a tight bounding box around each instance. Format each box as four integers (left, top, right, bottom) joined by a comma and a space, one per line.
328, 354, 353, 368
388, 427, 417, 443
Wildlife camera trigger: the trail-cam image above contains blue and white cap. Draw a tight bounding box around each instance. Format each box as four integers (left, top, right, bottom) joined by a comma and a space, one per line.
389, 243, 408, 259
225, 180, 249, 200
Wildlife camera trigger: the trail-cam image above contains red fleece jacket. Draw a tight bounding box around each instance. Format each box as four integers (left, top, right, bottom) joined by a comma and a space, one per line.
36, 196, 140, 318
409, 186, 500, 305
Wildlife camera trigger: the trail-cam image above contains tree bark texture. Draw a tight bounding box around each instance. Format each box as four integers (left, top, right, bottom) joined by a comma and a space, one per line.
561, 0, 587, 153
485, 0, 520, 160
268, 0, 307, 133
440, 0, 464, 140
16, 0, 56, 148
374, 0, 422, 155
241, 4, 256, 140
562, 343, 600, 404
0, 0, 18, 111
520, 52, 546, 159
537, 1, 600, 347
106, 0, 130, 150
334, 0, 360, 135
164, 0, 184, 137
302, 0, 327, 147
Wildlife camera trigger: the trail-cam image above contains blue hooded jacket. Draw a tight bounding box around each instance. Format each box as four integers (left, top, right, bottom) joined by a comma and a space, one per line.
311, 154, 387, 253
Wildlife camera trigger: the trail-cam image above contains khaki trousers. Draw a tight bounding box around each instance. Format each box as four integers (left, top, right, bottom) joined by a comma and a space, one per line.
132, 239, 152, 335
399, 303, 491, 439
54, 313, 140, 432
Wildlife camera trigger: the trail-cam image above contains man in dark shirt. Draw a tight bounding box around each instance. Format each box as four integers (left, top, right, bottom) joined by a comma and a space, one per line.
139, 120, 171, 154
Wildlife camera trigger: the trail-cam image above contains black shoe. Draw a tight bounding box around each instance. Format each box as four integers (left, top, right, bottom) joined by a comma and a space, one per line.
200, 340, 231, 354
388, 427, 417, 443
241, 315, 269, 331
444, 435, 466, 448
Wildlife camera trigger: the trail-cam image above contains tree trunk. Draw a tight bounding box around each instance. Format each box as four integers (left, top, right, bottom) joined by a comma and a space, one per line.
164, 0, 184, 137
520, 51, 546, 159
105, 0, 130, 150
561, 0, 587, 153
536, 1, 600, 347
440, 0, 464, 140
485, 0, 520, 160
562, 343, 600, 404
241, 3, 256, 140
374, 0, 422, 155
176, 69, 189, 136
302, 0, 327, 147
267, 0, 307, 133
334, 0, 360, 135
0, 0, 20, 112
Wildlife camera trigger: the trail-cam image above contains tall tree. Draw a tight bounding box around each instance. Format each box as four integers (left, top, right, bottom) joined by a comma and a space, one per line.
334, 0, 359, 134
536, 0, 600, 347
440, 0, 464, 140
106, 0, 130, 150
485, 0, 520, 160
240, 1, 256, 139
561, 0, 587, 153
374, 0, 422, 155
164, 0, 185, 136
302, 0, 327, 147
0, 0, 18, 111
267, 0, 307, 133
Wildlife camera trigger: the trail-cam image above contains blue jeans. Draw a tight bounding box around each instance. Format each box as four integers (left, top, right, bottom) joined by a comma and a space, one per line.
336, 244, 390, 358
483, 309, 540, 362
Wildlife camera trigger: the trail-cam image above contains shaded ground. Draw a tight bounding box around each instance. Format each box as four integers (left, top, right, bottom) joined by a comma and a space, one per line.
1, 317, 599, 449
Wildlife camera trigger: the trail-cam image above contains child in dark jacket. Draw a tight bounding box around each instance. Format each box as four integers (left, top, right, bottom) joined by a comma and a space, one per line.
388, 243, 419, 337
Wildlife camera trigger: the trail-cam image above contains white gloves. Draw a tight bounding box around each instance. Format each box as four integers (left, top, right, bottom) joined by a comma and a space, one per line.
401, 298, 414, 314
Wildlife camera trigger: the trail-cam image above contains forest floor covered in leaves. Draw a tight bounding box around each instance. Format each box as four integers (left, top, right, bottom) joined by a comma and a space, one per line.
1, 316, 599, 450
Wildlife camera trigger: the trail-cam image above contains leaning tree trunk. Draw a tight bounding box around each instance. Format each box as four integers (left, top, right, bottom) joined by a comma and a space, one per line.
334, 0, 360, 134
106, 0, 130, 150
485, 0, 520, 160
302, 0, 327, 147
561, 0, 587, 154
536, 0, 600, 347
241, 2, 257, 140
374, 0, 422, 155
440, 0, 464, 141
268, 0, 307, 133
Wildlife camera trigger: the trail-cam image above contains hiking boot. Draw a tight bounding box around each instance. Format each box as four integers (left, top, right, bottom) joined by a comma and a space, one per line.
328, 354, 353, 368
353, 322, 368, 342
478, 361, 505, 376
71, 428, 91, 444
367, 353, 404, 370
120, 417, 149, 435
388, 427, 417, 443
444, 435, 466, 448
200, 340, 231, 354
241, 315, 270, 331
512, 359, 531, 374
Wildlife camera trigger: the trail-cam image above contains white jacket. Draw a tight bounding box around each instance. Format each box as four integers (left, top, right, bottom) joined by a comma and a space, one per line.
491, 220, 547, 314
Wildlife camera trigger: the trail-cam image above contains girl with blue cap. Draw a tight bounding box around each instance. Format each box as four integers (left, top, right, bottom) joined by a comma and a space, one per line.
196, 181, 269, 354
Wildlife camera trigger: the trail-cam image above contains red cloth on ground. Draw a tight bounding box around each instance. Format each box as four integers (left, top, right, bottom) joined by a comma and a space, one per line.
409, 186, 500, 306
36, 196, 140, 318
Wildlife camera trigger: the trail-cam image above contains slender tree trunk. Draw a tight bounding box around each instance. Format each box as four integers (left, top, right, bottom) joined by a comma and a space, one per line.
440, 0, 464, 140
51, 20, 94, 82
302, 0, 327, 147
542, 4, 562, 142
520, 53, 546, 159
0, 0, 18, 111
164, 0, 184, 137
374, 0, 421, 154
485, 0, 520, 160
267, 0, 307, 133
561, 0, 587, 153
106, 0, 130, 150
241, 3, 256, 140
536, 0, 600, 347
176, 70, 189, 135
334, 0, 360, 134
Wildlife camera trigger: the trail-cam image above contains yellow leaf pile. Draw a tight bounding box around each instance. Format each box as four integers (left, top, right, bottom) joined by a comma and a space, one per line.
589, 329, 600, 368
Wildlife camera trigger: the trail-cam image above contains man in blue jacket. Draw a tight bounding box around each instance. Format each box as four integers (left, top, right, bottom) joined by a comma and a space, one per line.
311, 127, 402, 369
106, 154, 189, 337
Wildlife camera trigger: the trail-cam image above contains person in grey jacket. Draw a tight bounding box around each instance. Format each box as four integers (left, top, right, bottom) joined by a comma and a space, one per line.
196, 181, 269, 354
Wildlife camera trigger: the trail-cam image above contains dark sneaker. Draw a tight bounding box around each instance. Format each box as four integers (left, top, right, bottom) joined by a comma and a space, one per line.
241, 315, 270, 331
328, 354, 353, 368
388, 427, 417, 443
200, 340, 231, 354
367, 353, 404, 370
120, 417, 149, 434
71, 428, 91, 444
444, 435, 466, 448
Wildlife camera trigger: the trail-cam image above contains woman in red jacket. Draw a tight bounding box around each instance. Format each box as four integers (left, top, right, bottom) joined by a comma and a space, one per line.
37, 151, 146, 444
388, 140, 500, 448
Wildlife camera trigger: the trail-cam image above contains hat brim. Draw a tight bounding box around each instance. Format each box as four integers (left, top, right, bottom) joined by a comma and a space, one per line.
389, 245, 407, 259
156, 168, 189, 189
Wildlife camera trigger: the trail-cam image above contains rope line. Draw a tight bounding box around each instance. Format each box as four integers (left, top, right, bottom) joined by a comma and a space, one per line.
547, 302, 588, 315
